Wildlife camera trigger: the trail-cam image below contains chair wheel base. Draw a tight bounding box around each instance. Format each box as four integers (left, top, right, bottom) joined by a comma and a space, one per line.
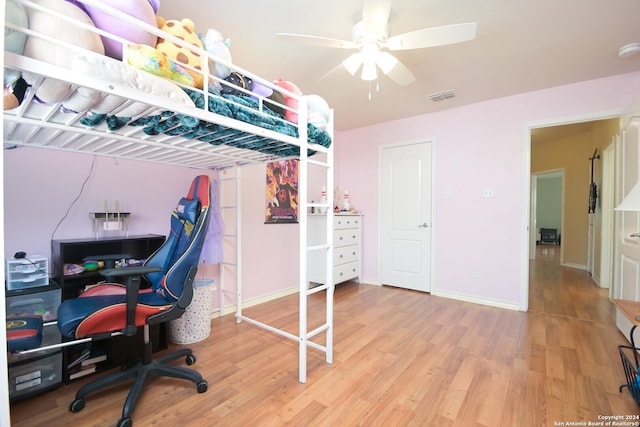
197, 380, 208, 393
69, 398, 85, 413
186, 354, 196, 365
117, 418, 132, 427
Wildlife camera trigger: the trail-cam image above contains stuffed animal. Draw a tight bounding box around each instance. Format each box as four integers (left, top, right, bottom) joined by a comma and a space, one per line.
126, 44, 195, 87
307, 94, 330, 130
156, 17, 205, 89
21, 0, 105, 107
82, 0, 159, 60
200, 28, 232, 83
273, 78, 303, 123
221, 72, 252, 96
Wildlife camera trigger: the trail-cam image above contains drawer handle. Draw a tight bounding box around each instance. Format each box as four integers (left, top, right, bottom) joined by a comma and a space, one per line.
339, 272, 343, 276
339, 237, 343, 240
339, 254, 343, 259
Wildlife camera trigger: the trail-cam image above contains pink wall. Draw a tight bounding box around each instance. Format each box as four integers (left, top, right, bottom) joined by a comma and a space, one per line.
4, 72, 639, 310
335, 72, 640, 309
3, 148, 213, 256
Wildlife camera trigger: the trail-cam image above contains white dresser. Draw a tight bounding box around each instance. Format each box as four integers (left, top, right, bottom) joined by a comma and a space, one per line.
308, 214, 362, 285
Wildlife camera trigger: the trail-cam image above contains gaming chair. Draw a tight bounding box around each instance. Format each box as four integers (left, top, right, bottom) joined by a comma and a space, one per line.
56, 175, 211, 427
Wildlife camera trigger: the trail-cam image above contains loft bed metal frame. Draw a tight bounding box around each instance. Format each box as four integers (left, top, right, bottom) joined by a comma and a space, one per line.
3, 0, 335, 383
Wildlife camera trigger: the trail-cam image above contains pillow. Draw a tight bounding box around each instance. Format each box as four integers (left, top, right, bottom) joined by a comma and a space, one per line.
176, 197, 200, 224
22, 0, 104, 105
4, 0, 28, 87
82, 0, 158, 60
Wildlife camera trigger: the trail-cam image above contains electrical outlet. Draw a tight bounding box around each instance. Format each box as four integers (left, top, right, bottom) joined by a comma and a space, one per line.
483, 188, 495, 198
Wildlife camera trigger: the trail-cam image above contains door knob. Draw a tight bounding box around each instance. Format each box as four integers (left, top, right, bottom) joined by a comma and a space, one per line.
418, 223, 429, 228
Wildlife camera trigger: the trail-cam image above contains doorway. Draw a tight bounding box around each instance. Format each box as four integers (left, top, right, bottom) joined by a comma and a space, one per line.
530, 170, 564, 261
525, 116, 621, 310
379, 141, 434, 292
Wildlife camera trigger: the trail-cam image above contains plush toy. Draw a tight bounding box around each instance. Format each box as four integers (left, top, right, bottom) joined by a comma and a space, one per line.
221, 72, 252, 96
4, 78, 28, 110
200, 28, 232, 82
265, 91, 286, 116
307, 94, 330, 130
4, 0, 29, 109
156, 17, 204, 89
82, 0, 159, 60
21, 0, 105, 107
126, 44, 195, 87
273, 78, 303, 123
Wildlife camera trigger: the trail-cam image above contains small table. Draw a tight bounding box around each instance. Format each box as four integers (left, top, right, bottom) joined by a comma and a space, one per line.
612, 299, 640, 405
612, 299, 640, 349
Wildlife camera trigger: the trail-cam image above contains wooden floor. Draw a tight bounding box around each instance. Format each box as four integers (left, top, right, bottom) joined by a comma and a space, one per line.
10, 245, 640, 426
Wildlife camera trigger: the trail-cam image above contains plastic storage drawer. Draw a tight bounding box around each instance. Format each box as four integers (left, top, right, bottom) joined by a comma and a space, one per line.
6, 285, 60, 322
6, 256, 49, 290
8, 323, 61, 364
9, 351, 62, 401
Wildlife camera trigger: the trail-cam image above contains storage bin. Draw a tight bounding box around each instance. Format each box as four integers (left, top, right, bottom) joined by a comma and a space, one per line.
6, 285, 61, 322
9, 351, 62, 401
6, 256, 49, 290
8, 323, 61, 364
169, 279, 215, 344
619, 345, 640, 409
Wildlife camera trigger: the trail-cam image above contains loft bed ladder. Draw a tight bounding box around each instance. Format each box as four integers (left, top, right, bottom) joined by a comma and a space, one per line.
231, 106, 335, 383
218, 169, 241, 318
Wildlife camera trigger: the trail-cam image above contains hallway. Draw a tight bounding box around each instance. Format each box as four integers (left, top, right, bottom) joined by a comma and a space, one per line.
529, 244, 614, 323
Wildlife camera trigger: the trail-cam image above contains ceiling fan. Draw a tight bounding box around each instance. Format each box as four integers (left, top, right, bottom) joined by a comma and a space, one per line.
276, 0, 477, 86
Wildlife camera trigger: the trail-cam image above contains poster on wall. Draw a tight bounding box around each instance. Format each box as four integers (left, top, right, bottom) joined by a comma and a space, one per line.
265, 159, 299, 223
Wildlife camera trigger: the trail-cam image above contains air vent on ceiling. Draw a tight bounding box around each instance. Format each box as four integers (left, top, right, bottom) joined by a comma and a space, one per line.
428, 90, 456, 102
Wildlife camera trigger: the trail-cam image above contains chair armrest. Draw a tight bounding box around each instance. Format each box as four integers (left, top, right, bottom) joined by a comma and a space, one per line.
101, 266, 163, 336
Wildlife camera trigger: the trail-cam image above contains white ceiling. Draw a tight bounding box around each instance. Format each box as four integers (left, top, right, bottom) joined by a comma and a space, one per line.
159, 0, 640, 131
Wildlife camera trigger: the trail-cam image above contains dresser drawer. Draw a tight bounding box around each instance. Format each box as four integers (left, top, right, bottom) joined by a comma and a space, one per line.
334, 228, 360, 248
334, 261, 359, 283
334, 245, 359, 265
334, 215, 361, 230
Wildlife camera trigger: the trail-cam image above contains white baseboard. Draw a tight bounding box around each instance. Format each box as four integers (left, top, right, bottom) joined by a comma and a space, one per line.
561, 262, 587, 270
431, 289, 523, 311
212, 285, 300, 318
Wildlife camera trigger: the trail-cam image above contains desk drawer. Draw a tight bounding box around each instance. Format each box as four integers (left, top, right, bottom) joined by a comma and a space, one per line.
335, 228, 360, 248
334, 216, 361, 230
9, 351, 62, 401
334, 261, 359, 283
334, 245, 359, 265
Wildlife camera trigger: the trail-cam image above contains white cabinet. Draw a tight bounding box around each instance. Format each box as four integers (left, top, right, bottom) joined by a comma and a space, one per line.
308, 214, 362, 285
6, 256, 48, 291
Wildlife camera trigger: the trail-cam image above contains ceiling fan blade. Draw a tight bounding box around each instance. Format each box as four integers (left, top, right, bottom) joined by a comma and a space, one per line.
362, 0, 392, 34
318, 61, 350, 82
276, 33, 357, 49
385, 60, 415, 86
386, 22, 477, 51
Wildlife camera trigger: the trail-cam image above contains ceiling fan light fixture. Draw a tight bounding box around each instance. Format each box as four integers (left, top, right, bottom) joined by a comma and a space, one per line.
361, 61, 377, 81
343, 53, 363, 75
376, 51, 398, 74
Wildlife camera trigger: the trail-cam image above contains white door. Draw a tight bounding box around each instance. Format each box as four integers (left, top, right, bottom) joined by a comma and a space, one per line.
615, 116, 640, 342
379, 141, 433, 292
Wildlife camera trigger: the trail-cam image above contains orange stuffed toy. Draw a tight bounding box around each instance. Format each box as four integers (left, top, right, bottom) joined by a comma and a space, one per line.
156, 17, 204, 89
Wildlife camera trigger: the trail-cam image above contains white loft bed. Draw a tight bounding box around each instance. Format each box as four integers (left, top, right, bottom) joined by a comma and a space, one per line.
3, 0, 335, 383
